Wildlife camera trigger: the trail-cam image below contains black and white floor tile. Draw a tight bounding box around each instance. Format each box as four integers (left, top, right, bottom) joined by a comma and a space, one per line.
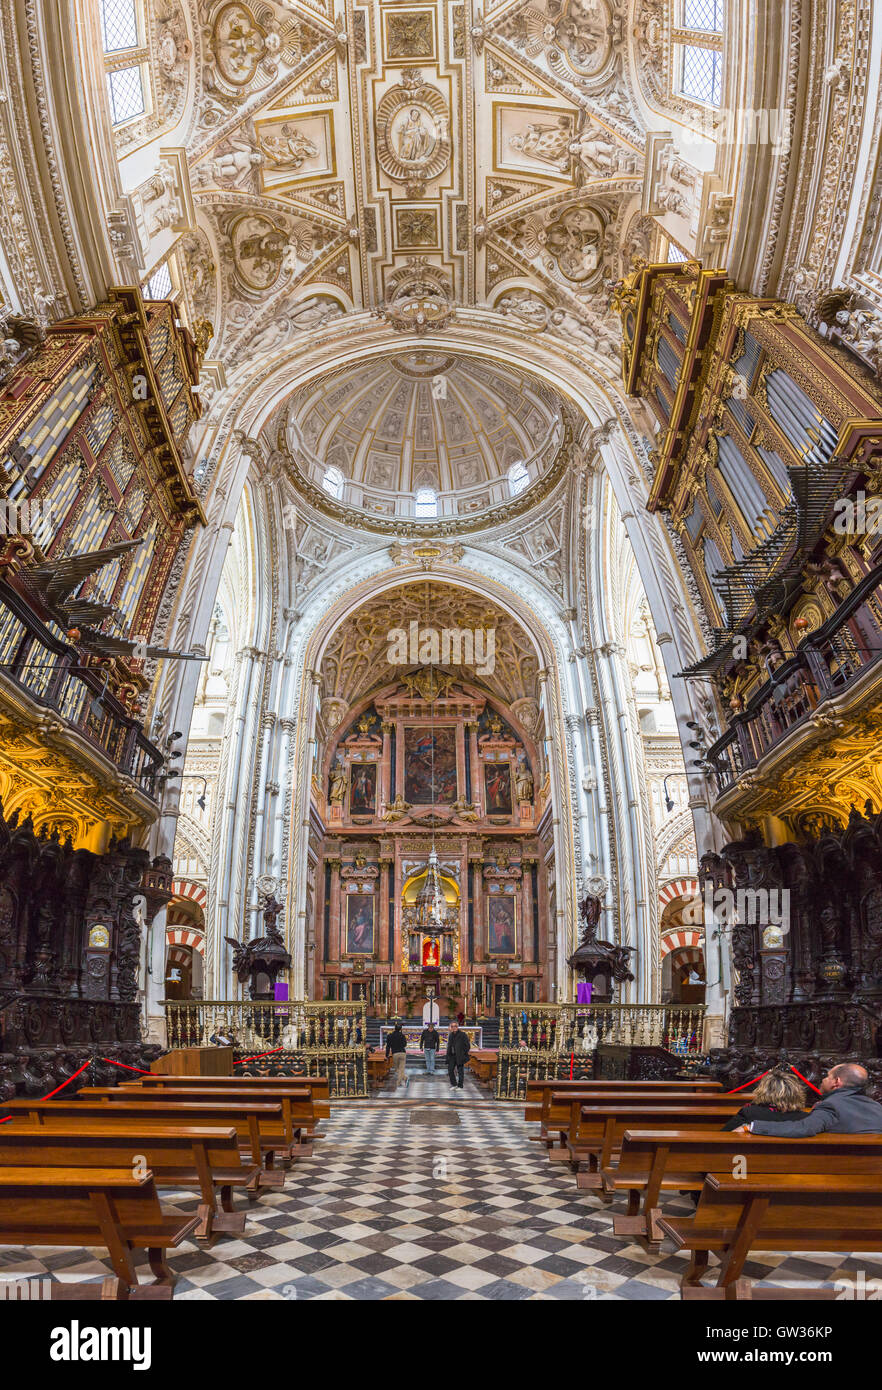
2, 1064, 881, 1301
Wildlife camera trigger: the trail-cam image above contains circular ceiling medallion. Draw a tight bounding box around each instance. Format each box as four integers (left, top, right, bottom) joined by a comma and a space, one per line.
213, 3, 267, 87
376, 79, 451, 183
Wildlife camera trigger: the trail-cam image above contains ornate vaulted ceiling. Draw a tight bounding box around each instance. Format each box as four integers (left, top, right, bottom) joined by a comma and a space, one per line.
178, 0, 653, 377
318, 579, 542, 719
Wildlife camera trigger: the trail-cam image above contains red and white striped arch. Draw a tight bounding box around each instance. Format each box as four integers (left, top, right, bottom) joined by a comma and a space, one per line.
166, 945, 194, 968
166, 926, 205, 956
660, 928, 704, 958
658, 877, 699, 911
171, 877, 208, 910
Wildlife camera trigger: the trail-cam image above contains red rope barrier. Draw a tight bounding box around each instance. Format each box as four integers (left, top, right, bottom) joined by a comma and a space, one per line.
726, 1069, 769, 1093
726, 1064, 824, 1096
101, 1058, 151, 1074
569, 1051, 574, 1080
788, 1064, 823, 1095
234, 1048, 284, 1064
39, 1059, 92, 1099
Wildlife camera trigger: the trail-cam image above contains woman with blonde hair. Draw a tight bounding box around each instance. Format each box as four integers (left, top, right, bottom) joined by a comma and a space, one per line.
722, 1067, 809, 1130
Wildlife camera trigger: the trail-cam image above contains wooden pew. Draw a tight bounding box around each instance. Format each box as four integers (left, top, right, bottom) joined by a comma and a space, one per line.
0, 1098, 289, 1186
603, 1129, 882, 1241
0, 1123, 262, 1242
524, 1077, 721, 1124
563, 1103, 742, 1187
0, 1167, 198, 1300
133, 1073, 332, 1119
82, 1084, 318, 1155
659, 1174, 882, 1299
541, 1088, 749, 1152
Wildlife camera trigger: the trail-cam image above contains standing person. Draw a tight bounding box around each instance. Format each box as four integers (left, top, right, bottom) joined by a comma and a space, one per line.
420, 1020, 440, 1073
446, 1020, 470, 1090
385, 1021, 408, 1088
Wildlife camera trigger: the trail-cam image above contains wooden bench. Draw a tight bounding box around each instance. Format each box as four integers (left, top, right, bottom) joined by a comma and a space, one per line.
603, 1129, 882, 1241
659, 1173, 882, 1299
523, 1077, 721, 1124
467, 1051, 498, 1084
367, 1052, 393, 1086
0, 1123, 263, 1243
1, 1098, 290, 1186
0, 1167, 198, 1299
134, 1073, 332, 1119
83, 1084, 319, 1155
540, 1088, 750, 1151
562, 1103, 743, 1187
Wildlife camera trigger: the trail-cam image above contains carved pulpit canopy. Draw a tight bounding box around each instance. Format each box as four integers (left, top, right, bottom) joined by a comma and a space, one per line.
225, 893, 292, 1000
567, 887, 635, 993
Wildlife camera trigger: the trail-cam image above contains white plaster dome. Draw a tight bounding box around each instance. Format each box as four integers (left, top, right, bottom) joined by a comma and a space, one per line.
284, 351, 566, 520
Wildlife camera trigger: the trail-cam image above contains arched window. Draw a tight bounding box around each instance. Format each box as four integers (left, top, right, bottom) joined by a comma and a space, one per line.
101, 0, 149, 126
322, 466, 344, 501
414, 487, 438, 519
508, 461, 529, 497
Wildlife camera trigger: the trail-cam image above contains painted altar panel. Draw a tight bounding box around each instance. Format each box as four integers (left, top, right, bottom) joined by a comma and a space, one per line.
483, 761, 513, 815
345, 892, 375, 954
349, 763, 377, 814
487, 892, 518, 956
403, 725, 458, 803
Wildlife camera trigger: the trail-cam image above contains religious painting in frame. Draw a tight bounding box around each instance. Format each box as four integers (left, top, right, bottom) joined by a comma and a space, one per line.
345, 892, 375, 955
483, 761, 512, 816
487, 893, 518, 957
404, 726, 458, 804
349, 762, 377, 815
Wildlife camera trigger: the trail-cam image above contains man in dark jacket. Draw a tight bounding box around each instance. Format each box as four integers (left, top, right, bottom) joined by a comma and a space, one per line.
385, 1021, 408, 1088
446, 1020, 470, 1090
740, 1062, 882, 1135
420, 1023, 440, 1074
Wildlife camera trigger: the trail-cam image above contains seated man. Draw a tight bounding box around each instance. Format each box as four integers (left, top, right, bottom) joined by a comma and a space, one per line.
738, 1062, 882, 1135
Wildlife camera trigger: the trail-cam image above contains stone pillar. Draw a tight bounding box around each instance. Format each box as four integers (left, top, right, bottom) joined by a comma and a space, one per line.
327, 857, 343, 974
378, 854, 392, 965
380, 721, 394, 808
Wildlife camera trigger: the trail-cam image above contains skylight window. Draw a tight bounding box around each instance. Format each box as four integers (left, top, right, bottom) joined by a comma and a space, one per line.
678, 45, 723, 106
508, 461, 529, 496
101, 0, 139, 52
322, 466, 344, 501
144, 263, 172, 299
107, 66, 146, 125
683, 0, 723, 32
415, 487, 438, 519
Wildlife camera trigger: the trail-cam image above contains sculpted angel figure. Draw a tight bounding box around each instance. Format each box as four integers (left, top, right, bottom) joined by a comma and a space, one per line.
196, 137, 262, 185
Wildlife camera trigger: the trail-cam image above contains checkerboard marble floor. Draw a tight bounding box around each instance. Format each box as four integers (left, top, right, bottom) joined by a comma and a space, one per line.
3, 1065, 882, 1301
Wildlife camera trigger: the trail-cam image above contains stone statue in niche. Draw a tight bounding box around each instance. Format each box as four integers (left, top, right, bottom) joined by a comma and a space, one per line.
328, 763, 347, 804
515, 764, 534, 802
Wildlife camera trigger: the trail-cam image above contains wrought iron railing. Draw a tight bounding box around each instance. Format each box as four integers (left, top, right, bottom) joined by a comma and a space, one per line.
0, 582, 163, 794
495, 1002, 706, 1100
704, 565, 882, 794
163, 998, 369, 1098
